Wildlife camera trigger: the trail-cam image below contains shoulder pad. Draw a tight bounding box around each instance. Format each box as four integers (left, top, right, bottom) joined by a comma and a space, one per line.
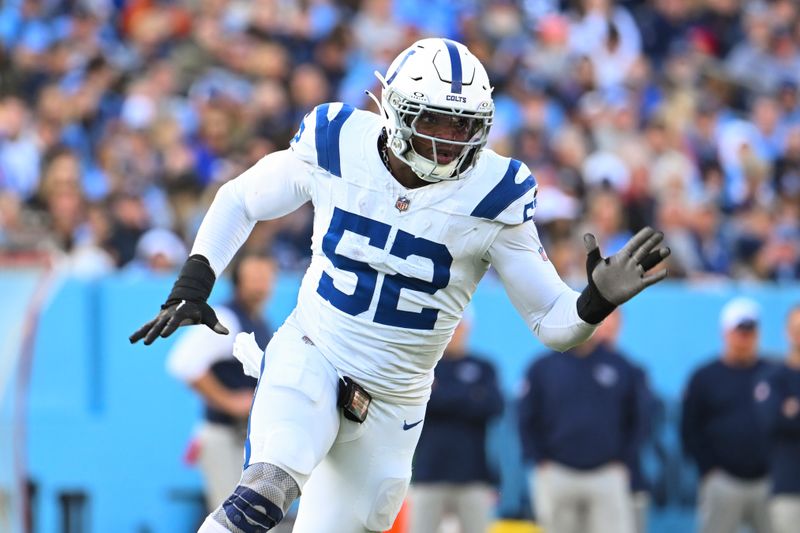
469, 157, 537, 225
290, 102, 355, 177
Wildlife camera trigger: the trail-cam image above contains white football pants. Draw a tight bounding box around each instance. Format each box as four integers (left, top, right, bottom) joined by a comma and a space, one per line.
244, 321, 426, 532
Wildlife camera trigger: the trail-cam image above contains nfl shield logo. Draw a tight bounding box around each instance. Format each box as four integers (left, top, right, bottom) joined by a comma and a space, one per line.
395, 196, 411, 212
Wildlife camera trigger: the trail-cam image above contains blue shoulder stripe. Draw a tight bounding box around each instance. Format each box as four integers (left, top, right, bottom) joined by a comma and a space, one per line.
314, 103, 355, 177
470, 160, 536, 220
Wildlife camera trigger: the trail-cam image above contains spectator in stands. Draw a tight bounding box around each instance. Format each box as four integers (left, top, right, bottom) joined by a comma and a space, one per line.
755, 304, 800, 533
579, 187, 632, 256
724, 2, 777, 94
754, 223, 800, 282
773, 125, 800, 205
32, 146, 86, 252
637, 0, 695, 68
567, 0, 642, 63
124, 227, 188, 274
0, 94, 41, 200
409, 310, 504, 533
518, 310, 648, 533
166, 251, 276, 511
521, 14, 573, 89
681, 297, 773, 533
686, 199, 733, 278
105, 192, 151, 267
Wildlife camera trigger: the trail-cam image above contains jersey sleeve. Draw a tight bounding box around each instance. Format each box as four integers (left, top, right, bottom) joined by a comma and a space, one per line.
290, 102, 356, 177
486, 221, 595, 351
192, 102, 357, 277
191, 148, 314, 275
469, 158, 537, 225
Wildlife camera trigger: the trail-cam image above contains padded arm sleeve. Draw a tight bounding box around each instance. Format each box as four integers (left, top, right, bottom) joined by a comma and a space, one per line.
487, 222, 596, 351
191, 149, 313, 276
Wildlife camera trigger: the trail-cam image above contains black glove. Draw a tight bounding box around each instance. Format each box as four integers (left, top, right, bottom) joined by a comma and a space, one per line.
129, 255, 229, 345
577, 227, 671, 324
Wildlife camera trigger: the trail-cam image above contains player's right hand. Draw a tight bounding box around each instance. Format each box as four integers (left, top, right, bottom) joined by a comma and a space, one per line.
129, 299, 229, 345
130, 254, 228, 345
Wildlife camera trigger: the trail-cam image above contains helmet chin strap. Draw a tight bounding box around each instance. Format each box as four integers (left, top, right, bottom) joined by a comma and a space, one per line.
407, 149, 461, 182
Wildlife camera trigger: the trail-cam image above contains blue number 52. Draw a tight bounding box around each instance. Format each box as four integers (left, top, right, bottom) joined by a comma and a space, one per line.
316, 207, 452, 330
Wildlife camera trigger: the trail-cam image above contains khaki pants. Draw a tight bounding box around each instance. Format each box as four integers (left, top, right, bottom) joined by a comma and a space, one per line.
632, 491, 649, 533
770, 495, 800, 533
409, 483, 495, 533
197, 422, 246, 511
529, 462, 634, 533
698, 470, 770, 533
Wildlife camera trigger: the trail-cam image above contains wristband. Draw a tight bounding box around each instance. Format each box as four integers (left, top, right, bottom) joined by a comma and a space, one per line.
164, 254, 216, 307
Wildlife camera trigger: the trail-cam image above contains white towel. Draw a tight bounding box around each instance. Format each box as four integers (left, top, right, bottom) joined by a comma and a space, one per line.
232, 331, 264, 378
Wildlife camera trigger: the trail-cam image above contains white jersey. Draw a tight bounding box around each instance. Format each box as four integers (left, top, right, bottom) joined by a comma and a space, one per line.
192, 103, 595, 404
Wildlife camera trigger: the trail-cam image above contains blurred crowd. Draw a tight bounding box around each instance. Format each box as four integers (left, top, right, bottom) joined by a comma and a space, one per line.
1, 0, 799, 282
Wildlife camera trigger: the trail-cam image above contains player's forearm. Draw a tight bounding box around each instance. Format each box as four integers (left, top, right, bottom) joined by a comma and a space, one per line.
489, 223, 597, 351
533, 289, 596, 352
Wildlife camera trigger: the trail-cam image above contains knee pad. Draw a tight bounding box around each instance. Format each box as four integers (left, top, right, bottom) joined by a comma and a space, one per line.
365, 477, 410, 532
212, 463, 300, 533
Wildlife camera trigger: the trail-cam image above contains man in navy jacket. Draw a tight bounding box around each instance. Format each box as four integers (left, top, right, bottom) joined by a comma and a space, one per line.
681, 297, 773, 533
518, 310, 648, 533
410, 311, 504, 533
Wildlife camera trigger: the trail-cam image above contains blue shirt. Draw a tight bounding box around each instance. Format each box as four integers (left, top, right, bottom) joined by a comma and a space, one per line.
413, 353, 504, 484
755, 362, 800, 494
681, 358, 773, 479
518, 343, 649, 470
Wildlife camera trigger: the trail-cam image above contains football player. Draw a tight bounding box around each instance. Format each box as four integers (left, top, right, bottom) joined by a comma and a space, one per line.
130, 38, 670, 533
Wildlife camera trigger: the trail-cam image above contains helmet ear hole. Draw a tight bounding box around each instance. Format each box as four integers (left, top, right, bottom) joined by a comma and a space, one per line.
391, 137, 406, 154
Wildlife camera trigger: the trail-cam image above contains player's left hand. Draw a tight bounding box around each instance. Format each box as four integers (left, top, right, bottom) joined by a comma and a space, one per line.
586, 227, 670, 304
577, 227, 670, 324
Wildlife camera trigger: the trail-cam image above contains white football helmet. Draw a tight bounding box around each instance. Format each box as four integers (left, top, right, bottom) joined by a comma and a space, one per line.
372, 38, 494, 182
